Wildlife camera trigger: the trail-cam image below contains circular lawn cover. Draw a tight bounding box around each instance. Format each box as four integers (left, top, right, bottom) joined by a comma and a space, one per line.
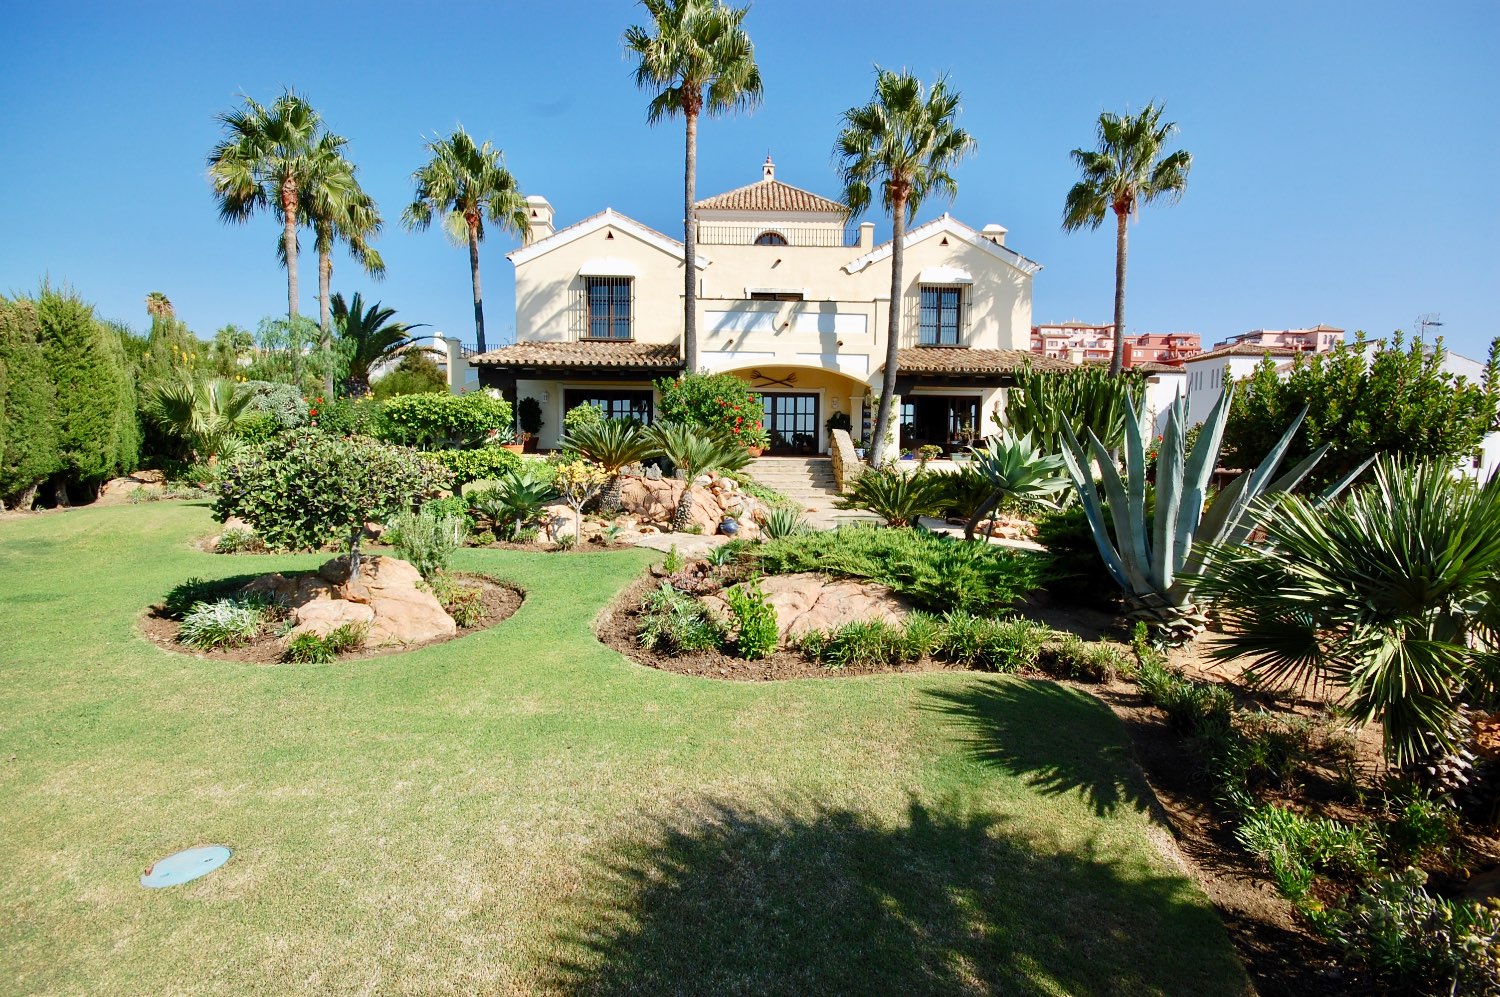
140, 845, 232, 888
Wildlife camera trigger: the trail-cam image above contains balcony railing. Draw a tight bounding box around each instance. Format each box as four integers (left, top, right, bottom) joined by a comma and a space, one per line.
696, 224, 862, 248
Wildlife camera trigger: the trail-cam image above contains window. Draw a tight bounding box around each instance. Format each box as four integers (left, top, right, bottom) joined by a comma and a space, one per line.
749, 290, 803, 301
585, 277, 632, 339
919, 286, 962, 345
563, 389, 653, 423
753, 231, 788, 246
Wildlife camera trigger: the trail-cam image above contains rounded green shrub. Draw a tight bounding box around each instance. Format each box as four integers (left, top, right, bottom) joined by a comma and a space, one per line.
214, 430, 448, 569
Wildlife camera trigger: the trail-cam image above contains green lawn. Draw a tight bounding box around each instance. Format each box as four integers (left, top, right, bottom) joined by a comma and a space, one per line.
0, 502, 1246, 995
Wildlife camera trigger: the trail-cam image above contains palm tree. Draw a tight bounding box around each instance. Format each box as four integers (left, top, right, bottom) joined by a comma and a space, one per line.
647, 422, 749, 531
560, 419, 662, 512
286, 143, 386, 397
145, 292, 174, 325
835, 68, 975, 469
208, 89, 347, 327
624, 0, 763, 373
332, 292, 426, 397
1063, 103, 1192, 375
402, 128, 527, 354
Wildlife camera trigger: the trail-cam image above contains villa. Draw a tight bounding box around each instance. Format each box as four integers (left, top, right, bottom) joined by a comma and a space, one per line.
471, 157, 1066, 455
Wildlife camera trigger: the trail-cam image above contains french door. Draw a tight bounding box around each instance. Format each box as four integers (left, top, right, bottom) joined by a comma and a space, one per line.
761, 393, 819, 454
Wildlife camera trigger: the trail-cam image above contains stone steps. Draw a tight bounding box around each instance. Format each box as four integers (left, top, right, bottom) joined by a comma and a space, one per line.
743, 457, 865, 528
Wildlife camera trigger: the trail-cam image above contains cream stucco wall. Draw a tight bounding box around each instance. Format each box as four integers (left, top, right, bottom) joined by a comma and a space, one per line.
510, 212, 1035, 396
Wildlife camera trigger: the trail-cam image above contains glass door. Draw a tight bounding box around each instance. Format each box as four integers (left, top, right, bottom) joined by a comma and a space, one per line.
761, 393, 819, 454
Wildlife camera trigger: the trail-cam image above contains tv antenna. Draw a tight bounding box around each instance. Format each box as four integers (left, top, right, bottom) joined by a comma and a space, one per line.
1416, 313, 1444, 338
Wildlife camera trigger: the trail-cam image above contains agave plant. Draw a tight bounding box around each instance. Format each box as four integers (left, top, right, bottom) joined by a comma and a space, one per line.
965, 430, 1072, 541
1059, 384, 1341, 640
560, 418, 661, 512
646, 422, 751, 531
1201, 458, 1500, 769
145, 374, 256, 460
836, 467, 949, 528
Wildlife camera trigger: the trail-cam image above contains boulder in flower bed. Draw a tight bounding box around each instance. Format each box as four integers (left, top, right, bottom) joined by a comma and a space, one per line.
699, 572, 912, 644
616, 471, 767, 537
242, 555, 455, 647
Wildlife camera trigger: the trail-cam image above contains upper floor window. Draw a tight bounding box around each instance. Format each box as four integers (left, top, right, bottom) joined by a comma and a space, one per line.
753, 231, 788, 246
919, 285, 962, 346
585, 277, 632, 339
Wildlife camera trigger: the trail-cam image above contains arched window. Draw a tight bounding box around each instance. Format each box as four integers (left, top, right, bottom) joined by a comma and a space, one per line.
753, 231, 788, 246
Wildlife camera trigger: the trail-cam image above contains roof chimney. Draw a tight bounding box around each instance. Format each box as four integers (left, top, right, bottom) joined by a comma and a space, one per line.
523, 195, 553, 246
762, 155, 775, 181
858, 221, 874, 250
980, 223, 1007, 246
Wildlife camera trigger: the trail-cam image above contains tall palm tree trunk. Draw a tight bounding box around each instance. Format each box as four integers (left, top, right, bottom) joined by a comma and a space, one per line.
319, 248, 334, 397
682, 109, 699, 373
1110, 209, 1129, 375
281, 179, 299, 324
468, 222, 486, 353
870, 193, 908, 469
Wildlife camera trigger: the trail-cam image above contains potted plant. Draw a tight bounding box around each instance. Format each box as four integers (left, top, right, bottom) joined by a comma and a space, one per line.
853, 438, 867, 461
743, 424, 770, 458
917, 444, 943, 469
719, 510, 740, 536
518, 397, 543, 453
498, 427, 524, 454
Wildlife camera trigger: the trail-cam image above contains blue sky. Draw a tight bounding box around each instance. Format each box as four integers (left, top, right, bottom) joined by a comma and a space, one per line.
2, 1, 1496, 358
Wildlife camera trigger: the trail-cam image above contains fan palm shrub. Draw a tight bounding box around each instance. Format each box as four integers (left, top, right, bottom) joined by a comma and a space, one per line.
145, 374, 255, 460
559, 419, 661, 512
647, 422, 750, 531
1200, 458, 1500, 769
836, 467, 949, 528
965, 430, 1072, 540
1060, 385, 1341, 640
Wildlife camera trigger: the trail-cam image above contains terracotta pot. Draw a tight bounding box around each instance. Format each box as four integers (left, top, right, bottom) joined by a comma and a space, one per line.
501, 443, 524, 454
746, 446, 765, 458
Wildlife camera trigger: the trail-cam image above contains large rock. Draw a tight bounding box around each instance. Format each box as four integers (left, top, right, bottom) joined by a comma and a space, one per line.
700, 572, 912, 644
617, 473, 766, 537
96, 469, 167, 505
243, 555, 455, 647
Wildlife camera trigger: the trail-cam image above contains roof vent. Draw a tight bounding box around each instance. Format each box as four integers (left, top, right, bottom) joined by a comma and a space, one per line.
980, 223, 1008, 246
763, 155, 775, 181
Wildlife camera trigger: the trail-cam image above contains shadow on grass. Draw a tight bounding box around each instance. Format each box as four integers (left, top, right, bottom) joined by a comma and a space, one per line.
924, 678, 1156, 819
157, 574, 270, 617
543, 798, 1242, 996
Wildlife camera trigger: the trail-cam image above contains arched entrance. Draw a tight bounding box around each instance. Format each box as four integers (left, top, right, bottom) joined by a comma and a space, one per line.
720, 364, 870, 455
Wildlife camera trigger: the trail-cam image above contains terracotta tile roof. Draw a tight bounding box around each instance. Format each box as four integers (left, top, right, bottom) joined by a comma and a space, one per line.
696, 178, 846, 214
1078, 358, 1183, 374
1185, 343, 1306, 362
892, 348, 1076, 376
470, 340, 682, 369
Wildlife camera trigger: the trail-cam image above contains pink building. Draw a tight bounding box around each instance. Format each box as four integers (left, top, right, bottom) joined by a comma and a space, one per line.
1030, 323, 1200, 367
1213, 325, 1343, 353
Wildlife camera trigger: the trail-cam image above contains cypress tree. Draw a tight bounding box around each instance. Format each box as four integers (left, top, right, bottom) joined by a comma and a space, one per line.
36, 285, 138, 498
0, 297, 60, 509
